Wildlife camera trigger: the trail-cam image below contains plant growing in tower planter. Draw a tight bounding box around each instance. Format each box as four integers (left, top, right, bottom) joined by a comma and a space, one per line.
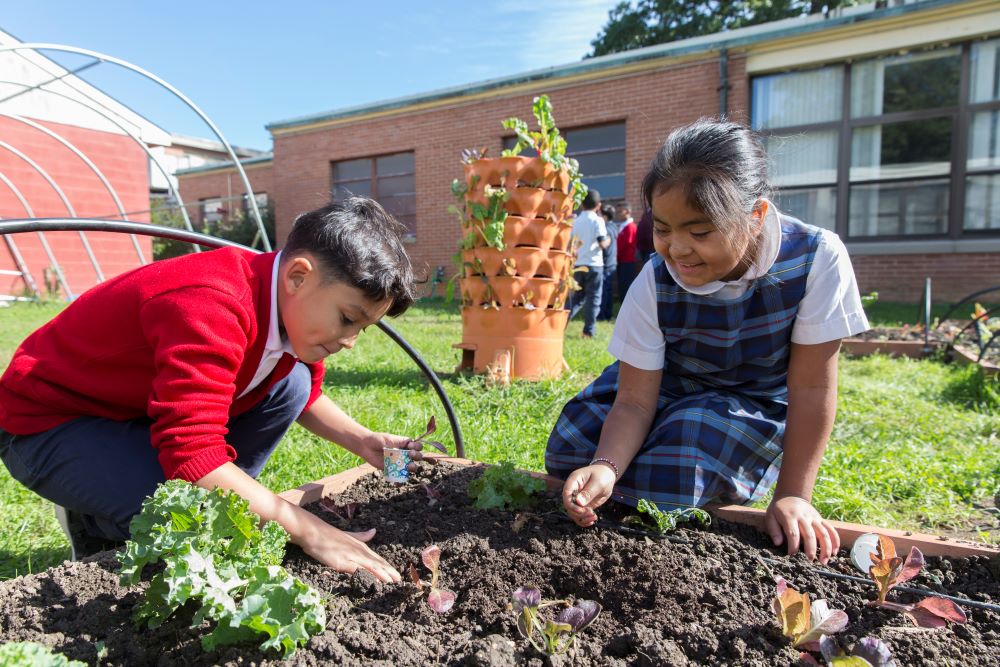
451, 95, 586, 380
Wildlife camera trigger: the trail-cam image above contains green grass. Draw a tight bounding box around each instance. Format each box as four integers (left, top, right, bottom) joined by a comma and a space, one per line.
0, 298, 997, 579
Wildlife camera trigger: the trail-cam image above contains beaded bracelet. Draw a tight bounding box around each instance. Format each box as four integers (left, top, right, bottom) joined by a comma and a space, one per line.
591, 457, 620, 479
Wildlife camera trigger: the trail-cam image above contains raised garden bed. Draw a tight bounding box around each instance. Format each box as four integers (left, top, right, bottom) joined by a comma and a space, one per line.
1, 462, 998, 665
842, 325, 955, 359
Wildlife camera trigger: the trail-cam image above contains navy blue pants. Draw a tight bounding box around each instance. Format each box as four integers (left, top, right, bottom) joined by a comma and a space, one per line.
598, 265, 618, 321
568, 267, 603, 336
0, 363, 312, 541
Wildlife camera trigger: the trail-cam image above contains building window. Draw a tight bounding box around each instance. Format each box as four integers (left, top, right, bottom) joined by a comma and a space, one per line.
966, 38, 1000, 231
503, 122, 626, 203
753, 66, 843, 230
753, 41, 995, 241
200, 197, 225, 225
331, 152, 416, 240
243, 192, 268, 215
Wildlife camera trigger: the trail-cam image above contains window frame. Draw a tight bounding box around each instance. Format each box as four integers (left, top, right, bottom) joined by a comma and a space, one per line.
752, 40, 1000, 242
502, 121, 627, 204
330, 151, 416, 240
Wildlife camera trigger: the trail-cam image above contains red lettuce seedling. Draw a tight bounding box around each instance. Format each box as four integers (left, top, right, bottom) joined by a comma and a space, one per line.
866, 535, 967, 628
512, 586, 601, 656
421, 482, 444, 508
317, 497, 357, 526
800, 635, 897, 667
412, 416, 448, 455
409, 545, 456, 613
772, 577, 848, 651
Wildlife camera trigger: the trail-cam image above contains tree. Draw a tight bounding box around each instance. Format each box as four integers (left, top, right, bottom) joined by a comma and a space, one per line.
588, 1, 858, 58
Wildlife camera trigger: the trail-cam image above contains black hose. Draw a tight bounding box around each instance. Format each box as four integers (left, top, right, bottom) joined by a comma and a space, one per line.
0, 217, 464, 456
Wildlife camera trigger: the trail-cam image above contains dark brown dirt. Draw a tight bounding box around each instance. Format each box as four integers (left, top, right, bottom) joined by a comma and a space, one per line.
1, 463, 998, 666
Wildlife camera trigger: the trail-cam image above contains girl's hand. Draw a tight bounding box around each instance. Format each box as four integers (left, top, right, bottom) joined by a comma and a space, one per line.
562, 464, 617, 527
355, 432, 427, 471
765, 495, 841, 564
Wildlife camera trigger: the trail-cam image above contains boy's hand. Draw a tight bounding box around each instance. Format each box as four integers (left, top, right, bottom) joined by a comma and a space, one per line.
765, 495, 841, 565
562, 464, 616, 527
356, 432, 428, 471
300, 523, 401, 583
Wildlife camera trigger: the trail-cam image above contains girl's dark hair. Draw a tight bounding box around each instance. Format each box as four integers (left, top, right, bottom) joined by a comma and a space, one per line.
641, 118, 770, 248
283, 197, 416, 317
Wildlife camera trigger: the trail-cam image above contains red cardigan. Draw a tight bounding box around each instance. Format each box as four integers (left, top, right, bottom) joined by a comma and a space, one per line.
0, 248, 324, 482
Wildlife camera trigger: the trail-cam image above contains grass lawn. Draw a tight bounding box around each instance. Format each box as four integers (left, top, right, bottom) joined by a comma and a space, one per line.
0, 299, 997, 579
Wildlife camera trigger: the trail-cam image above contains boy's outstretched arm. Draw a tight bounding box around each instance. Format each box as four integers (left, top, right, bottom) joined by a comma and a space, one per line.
297, 394, 427, 470
767, 339, 843, 565
197, 462, 402, 583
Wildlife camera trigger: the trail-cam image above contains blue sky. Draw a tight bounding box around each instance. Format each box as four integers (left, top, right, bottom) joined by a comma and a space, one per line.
3, 0, 620, 150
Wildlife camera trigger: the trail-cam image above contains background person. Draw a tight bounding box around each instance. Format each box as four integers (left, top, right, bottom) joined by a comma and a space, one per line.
568, 189, 609, 338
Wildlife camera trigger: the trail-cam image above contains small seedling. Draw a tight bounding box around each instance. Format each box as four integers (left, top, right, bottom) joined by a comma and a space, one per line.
511, 586, 601, 656
771, 576, 848, 651
800, 635, 897, 667
865, 534, 967, 628
627, 499, 711, 534
317, 497, 358, 526
421, 482, 444, 507
468, 461, 547, 511
410, 416, 448, 455
409, 545, 456, 613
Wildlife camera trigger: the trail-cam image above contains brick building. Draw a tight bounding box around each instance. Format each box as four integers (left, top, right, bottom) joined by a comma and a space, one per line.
179, 0, 1000, 302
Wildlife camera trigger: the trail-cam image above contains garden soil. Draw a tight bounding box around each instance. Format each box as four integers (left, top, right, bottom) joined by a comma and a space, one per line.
1, 463, 997, 666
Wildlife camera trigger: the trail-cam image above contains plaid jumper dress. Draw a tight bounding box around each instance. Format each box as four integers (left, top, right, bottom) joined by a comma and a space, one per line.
546, 217, 822, 510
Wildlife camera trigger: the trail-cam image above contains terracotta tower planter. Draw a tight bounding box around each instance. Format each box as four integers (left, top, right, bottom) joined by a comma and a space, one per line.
454, 155, 579, 380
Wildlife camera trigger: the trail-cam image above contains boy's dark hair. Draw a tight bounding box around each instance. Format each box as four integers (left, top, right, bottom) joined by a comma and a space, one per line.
582, 189, 601, 210
642, 118, 770, 249
283, 197, 416, 317
600, 203, 616, 221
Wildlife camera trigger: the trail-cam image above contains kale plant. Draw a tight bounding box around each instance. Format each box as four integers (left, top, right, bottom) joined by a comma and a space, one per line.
0, 642, 85, 667
117, 480, 326, 658
630, 499, 711, 534
467, 461, 547, 511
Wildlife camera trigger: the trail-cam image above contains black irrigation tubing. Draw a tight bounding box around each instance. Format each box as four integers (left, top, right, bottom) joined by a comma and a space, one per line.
0, 218, 465, 458
759, 556, 1000, 614
937, 285, 1000, 328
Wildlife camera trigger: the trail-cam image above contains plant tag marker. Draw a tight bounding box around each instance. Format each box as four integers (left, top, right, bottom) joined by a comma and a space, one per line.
384, 448, 411, 484
850, 532, 881, 573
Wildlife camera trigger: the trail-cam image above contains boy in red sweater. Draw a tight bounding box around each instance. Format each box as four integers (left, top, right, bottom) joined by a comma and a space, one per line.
0, 197, 418, 583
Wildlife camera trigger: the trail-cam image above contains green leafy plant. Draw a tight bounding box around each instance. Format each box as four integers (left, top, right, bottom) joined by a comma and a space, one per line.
117, 480, 326, 658
628, 499, 711, 534
860, 291, 879, 311
511, 586, 601, 656
0, 642, 85, 667
468, 185, 509, 251
500, 94, 589, 208
467, 461, 547, 510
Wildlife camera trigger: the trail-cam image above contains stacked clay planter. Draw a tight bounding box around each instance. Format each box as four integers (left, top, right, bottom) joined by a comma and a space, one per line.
454, 155, 578, 379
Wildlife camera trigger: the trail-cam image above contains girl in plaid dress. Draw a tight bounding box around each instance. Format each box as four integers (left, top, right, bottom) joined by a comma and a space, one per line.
546, 120, 868, 564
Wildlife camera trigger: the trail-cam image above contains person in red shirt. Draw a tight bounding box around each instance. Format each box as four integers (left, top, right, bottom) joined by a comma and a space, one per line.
0, 197, 419, 583
614, 203, 639, 303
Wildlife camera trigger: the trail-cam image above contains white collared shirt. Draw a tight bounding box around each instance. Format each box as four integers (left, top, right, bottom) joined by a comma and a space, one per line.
237, 251, 297, 398
608, 203, 869, 370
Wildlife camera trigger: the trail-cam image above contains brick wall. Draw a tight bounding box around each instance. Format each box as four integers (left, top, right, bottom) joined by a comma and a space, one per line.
176, 52, 1000, 303
0, 117, 150, 299
176, 162, 274, 226
268, 55, 748, 278
853, 253, 1000, 304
